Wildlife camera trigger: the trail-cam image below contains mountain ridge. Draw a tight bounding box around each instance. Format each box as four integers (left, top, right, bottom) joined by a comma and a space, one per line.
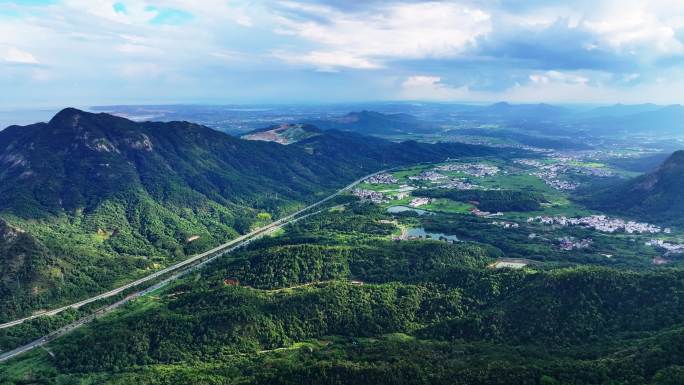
0, 108, 502, 320
306, 110, 436, 135
584, 150, 684, 225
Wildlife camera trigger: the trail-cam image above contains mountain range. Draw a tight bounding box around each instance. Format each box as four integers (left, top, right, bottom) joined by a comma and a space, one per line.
0, 108, 498, 320
306, 110, 437, 136
577, 105, 684, 135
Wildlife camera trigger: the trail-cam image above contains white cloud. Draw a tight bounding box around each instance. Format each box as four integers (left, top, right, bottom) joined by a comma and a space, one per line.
582, 0, 684, 55
402, 75, 443, 88
400, 75, 473, 100
529, 70, 589, 85
3, 0, 684, 105
275, 1, 492, 69
399, 71, 629, 103
273, 50, 382, 70
4, 47, 39, 64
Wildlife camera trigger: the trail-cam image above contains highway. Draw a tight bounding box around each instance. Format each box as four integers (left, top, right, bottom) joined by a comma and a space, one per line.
0, 169, 385, 363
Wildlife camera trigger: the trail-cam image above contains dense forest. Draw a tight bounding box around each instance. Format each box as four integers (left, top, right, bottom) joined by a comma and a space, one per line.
0, 109, 504, 321
583, 150, 684, 225
2, 111, 683, 385
3, 204, 682, 385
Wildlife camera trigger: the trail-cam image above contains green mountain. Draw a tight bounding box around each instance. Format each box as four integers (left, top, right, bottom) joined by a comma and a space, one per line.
307, 110, 436, 136
4, 204, 682, 385
0, 108, 497, 320
585, 150, 684, 225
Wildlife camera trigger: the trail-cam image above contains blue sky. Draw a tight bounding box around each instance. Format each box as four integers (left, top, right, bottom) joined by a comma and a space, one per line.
2, 0, 684, 107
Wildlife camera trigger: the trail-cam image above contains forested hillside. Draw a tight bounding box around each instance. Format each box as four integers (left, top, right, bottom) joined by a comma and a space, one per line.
584, 150, 684, 225
0, 109, 498, 321
4, 204, 682, 385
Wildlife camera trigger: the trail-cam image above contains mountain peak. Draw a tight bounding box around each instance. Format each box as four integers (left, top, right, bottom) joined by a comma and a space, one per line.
48, 107, 87, 126
660, 150, 684, 169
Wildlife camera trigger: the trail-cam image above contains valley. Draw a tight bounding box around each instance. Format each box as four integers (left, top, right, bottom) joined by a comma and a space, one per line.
2, 198, 682, 384
353, 155, 684, 269
0, 169, 381, 362
1, 105, 683, 385
6, 2, 684, 383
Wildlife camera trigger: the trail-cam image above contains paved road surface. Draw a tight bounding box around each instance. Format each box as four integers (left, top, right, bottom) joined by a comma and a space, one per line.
0, 170, 385, 363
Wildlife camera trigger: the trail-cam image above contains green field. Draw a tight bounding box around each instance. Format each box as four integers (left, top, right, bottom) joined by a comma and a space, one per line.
422, 198, 474, 214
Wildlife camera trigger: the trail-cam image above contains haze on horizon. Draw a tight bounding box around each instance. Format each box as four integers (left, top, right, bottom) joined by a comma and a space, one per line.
2, 0, 684, 108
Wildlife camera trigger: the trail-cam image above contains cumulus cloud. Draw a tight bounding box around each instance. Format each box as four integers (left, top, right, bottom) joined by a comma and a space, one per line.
273, 50, 382, 71
274, 1, 492, 70
3, 47, 39, 64
400, 75, 474, 101
3, 0, 684, 105
402, 76, 443, 88
400, 70, 629, 103
583, 0, 684, 54
529, 70, 589, 85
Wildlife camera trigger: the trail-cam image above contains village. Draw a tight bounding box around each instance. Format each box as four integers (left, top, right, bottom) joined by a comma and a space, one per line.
515, 153, 616, 191
355, 161, 680, 257
558, 236, 593, 251
646, 239, 684, 255
351, 188, 387, 204
347, 157, 684, 271
364, 173, 398, 185
530, 163, 579, 190
436, 162, 500, 177
408, 170, 447, 182
528, 215, 666, 234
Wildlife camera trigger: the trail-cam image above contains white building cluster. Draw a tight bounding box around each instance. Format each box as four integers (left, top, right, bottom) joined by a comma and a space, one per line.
518, 154, 615, 191
531, 164, 579, 190
514, 159, 543, 168
491, 221, 519, 229
440, 179, 479, 190
528, 215, 663, 234
437, 162, 500, 177
365, 173, 399, 185
646, 239, 684, 254
409, 197, 431, 207
558, 236, 593, 251
352, 189, 387, 204
471, 208, 503, 217
408, 170, 447, 182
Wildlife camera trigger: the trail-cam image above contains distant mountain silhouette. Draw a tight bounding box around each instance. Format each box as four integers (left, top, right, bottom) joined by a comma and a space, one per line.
307, 110, 436, 135
578, 104, 684, 134
580, 103, 662, 118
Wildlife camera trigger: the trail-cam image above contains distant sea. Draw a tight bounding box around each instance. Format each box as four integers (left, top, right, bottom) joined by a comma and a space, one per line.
0, 108, 65, 130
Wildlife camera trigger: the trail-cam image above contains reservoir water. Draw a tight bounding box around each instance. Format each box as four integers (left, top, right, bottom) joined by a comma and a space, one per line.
387, 205, 431, 215
406, 227, 459, 242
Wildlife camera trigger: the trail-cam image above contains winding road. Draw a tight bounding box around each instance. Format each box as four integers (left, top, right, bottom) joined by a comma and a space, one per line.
0, 169, 386, 363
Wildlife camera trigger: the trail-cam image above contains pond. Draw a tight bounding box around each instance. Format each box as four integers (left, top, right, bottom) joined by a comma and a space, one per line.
406, 227, 460, 242
387, 205, 432, 215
